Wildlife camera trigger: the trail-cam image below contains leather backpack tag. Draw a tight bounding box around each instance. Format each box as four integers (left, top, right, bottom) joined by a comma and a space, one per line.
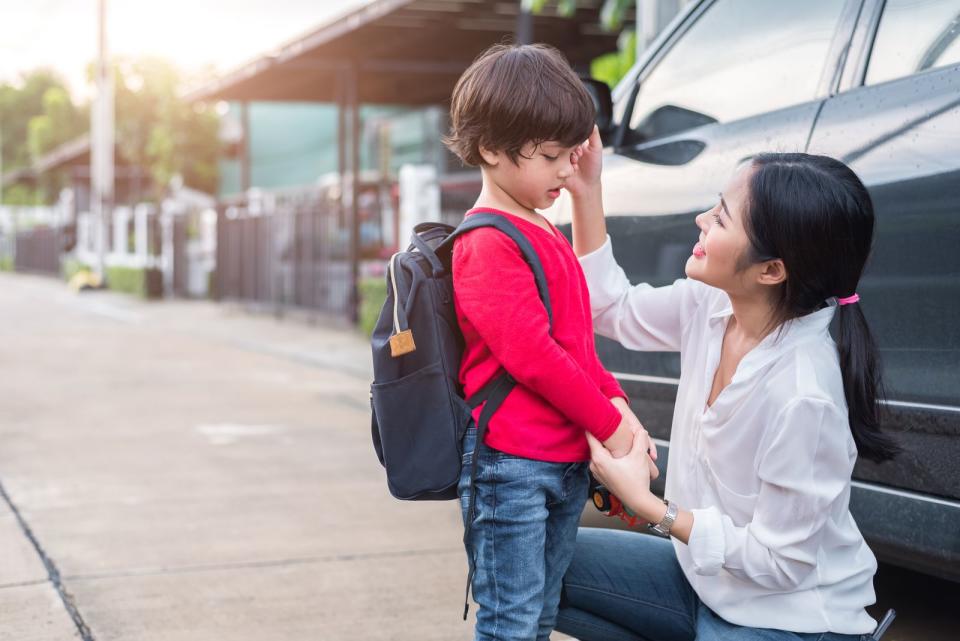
390, 329, 416, 357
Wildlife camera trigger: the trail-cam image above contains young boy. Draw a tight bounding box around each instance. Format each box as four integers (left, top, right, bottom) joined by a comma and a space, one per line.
445, 43, 650, 640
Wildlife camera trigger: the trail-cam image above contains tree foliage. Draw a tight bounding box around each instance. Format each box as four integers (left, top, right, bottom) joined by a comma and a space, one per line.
2, 59, 220, 204
528, 0, 638, 88
590, 29, 637, 90
28, 86, 88, 161
99, 56, 220, 198
1, 69, 80, 204
1, 69, 71, 170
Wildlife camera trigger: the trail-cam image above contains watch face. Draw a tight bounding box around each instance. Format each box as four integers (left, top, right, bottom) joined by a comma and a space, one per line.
651, 501, 677, 536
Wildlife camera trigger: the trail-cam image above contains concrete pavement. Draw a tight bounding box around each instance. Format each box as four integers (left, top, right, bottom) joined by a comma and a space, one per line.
0, 272, 575, 640
2, 272, 958, 640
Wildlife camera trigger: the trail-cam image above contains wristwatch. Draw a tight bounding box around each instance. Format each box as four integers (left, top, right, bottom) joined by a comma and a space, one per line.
648, 499, 678, 536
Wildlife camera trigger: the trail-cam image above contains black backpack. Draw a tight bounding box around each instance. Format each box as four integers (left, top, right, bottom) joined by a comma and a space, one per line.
370, 212, 552, 500
369, 213, 553, 618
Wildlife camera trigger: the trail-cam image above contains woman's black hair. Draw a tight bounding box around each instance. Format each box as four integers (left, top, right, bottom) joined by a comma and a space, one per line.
744, 153, 899, 463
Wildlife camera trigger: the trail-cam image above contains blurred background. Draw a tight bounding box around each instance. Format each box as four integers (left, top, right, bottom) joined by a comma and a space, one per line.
0, 0, 670, 327
1, 1, 958, 640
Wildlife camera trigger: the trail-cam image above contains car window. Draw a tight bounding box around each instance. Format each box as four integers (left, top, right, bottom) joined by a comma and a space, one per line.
865, 0, 960, 85
626, 0, 846, 142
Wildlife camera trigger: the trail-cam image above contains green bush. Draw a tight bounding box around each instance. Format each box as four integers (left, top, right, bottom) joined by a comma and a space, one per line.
358, 276, 387, 336
62, 258, 91, 282
105, 265, 163, 299
207, 269, 218, 299
0, 256, 12, 272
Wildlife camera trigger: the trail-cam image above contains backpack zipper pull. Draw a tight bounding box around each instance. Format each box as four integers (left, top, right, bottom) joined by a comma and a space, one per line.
390, 329, 416, 357
388, 253, 416, 357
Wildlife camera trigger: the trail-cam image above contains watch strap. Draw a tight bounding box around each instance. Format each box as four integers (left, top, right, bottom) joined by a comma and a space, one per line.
649, 499, 678, 536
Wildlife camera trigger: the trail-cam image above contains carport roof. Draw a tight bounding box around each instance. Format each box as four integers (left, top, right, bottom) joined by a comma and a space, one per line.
0, 134, 141, 188
184, 0, 622, 104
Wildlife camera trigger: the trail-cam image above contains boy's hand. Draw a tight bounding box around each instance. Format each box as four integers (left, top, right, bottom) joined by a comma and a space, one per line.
607, 397, 658, 461
587, 430, 660, 513
566, 125, 604, 198
602, 421, 635, 458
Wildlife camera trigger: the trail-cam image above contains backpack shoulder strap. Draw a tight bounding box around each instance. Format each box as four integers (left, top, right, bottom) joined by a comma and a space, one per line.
438, 212, 553, 328
435, 213, 554, 619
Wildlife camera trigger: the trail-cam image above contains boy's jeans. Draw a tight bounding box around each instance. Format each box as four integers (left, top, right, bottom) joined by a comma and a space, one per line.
459, 425, 590, 641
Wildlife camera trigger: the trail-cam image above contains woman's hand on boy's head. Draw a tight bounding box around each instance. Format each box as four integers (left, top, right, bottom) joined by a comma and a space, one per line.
565, 125, 604, 198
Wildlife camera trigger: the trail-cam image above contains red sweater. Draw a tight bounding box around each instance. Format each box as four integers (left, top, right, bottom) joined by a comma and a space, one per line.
452, 208, 626, 462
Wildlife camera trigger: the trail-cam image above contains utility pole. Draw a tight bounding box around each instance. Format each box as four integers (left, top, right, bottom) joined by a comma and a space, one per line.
91, 0, 114, 280
0, 124, 5, 266
0, 123, 13, 257
516, 3, 533, 45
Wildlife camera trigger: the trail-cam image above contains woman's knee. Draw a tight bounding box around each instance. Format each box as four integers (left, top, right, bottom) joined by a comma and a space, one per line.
561, 528, 698, 640
566, 527, 676, 582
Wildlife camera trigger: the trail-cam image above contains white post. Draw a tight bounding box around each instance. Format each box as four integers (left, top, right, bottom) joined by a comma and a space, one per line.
76, 213, 90, 265
91, 0, 114, 279
397, 164, 439, 250
637, 0, 687, 55
113, 206, 130, 257
134, 203, 150, 266
160, 203, 175, 295
200, 208, 217, 296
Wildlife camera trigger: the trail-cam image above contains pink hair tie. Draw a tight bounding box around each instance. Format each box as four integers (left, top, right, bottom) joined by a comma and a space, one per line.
837, 293, 860, 306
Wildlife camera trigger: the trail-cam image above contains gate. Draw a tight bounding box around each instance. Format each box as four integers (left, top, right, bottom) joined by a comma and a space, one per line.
215, 185, 353, 318
14, 227, 61, 275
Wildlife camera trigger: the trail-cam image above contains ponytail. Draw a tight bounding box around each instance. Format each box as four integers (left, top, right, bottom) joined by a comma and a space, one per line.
747, 153, 900, 463
835, 302, 899, 462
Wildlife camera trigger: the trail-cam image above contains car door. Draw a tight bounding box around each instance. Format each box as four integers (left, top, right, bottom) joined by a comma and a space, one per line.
804, 0, 960, 580
552, 0, 861, 451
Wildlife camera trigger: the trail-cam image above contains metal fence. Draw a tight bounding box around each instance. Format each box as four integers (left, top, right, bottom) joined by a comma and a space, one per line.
14, 227, 62, 275
215, 183, 364, 318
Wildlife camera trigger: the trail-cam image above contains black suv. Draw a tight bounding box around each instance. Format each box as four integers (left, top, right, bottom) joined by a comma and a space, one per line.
555, 0, 960, 582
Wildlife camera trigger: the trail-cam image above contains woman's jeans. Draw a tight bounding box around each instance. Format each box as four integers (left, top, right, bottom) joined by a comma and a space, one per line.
459, 425, 590, 641
556, 528, 870, 641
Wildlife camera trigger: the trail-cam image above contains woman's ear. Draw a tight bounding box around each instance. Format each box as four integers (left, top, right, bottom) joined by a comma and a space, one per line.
757, 258, 787, 286
478, 145, 500, 167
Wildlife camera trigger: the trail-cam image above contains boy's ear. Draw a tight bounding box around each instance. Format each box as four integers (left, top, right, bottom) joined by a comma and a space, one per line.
478, 145, 500, 167
757, 258, 787, 287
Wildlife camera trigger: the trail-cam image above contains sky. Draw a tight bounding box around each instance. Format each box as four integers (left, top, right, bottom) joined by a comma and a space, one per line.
0, 0, 371, 101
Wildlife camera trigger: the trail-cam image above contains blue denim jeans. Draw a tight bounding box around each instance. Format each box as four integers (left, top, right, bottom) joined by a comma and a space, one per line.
556, 528, 870, 641
459, 425, 591, 641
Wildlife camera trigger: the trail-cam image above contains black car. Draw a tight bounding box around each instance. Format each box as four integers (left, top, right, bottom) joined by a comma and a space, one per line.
554, 0, 960, 582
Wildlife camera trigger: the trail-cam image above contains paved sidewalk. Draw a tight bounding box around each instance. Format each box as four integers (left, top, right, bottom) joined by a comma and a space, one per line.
0, 272, 574, 640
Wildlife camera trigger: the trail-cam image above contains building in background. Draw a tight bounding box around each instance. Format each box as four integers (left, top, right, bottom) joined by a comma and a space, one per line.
1, 0, 691, 320
186, 0, 634, 322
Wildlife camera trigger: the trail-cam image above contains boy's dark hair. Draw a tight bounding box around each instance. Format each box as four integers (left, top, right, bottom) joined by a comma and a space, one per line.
444, 43, 596, 167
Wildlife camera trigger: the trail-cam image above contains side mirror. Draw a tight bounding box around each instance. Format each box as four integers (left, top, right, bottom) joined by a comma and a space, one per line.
620, 139, 707, 166
580, 78, 616, 146
632, 105, 717, 142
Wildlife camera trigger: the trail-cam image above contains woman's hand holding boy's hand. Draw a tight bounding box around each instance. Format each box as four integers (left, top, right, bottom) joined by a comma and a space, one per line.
588, 429, 662, 519
601, 421, 635, 458
608, 397, 658, 460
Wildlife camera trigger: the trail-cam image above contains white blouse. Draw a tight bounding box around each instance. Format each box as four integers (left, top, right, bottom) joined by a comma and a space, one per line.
580, 236, 878, 634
